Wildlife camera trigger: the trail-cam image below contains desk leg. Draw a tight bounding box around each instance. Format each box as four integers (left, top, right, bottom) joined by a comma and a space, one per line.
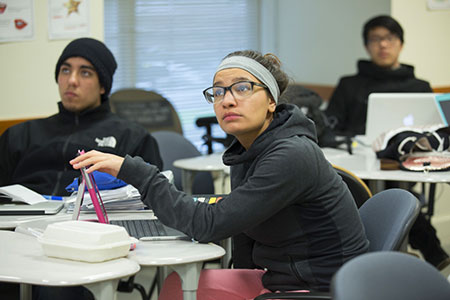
368, 180, 385, 194
20, 283, 32, 300
170, 262, 202, 300
181, 170, 196, 195
221, 238, 232, 269
218, 170, 230, 194
426, 183, 436, 218
85, 279, 119, 300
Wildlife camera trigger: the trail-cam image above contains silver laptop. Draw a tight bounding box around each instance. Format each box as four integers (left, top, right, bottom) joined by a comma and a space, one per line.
435, 93, 450, 126
0, 184, 64, 215
365, 93, 443, 144
0, 201, 64, 215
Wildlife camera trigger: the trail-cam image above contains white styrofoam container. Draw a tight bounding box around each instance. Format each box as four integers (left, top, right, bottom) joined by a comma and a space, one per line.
38, 220, 136, 262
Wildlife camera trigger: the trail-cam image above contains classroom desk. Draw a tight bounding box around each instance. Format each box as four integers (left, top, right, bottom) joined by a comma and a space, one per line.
0, 230, 140, 300
173, 152, 230, 195
0, 212, 71, 230
128, 239, 225, 300
13, 213, 225, 300
322, 146, 450, 184
322, 145, 450, 216
0, 208, 156, 231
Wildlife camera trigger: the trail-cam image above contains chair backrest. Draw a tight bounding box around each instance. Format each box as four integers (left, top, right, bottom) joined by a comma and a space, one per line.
332, 165, 372, 208
109, 88, 183, 134
152, 131, 214, 194
359, 188, 420, 252
331, 251, 450, 300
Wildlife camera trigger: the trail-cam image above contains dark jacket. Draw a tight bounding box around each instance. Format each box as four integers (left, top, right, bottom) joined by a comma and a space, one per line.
325, 60, 432, 135
118, 104, 369, 291
0, 101, 163, 195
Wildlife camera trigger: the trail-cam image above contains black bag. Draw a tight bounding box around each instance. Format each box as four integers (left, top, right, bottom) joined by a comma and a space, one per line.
374, 126, 450, 172
279, 84, 338, 147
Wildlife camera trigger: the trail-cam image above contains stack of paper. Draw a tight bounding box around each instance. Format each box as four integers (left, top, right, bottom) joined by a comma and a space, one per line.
67, 185, 147, 212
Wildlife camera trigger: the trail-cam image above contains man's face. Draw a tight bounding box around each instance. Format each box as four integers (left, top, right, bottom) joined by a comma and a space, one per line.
57, 57, 105, 113
365, 26, 403, 69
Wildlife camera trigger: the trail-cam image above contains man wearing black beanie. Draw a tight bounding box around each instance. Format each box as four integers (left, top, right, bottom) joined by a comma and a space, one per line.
0, 37, 164, 299
55, 37, 117, 103
0, 38, 165, 299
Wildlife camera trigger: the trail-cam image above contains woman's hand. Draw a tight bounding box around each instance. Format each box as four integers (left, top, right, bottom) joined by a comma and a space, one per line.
70, 150, 125, 178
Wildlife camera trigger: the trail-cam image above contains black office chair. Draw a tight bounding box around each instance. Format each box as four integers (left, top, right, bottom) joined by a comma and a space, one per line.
195, 116, 234, 154
110, 88, 183, 134
331, 251, 450, 300
332, 165, 372, 208
254, 188, 421, 300
152, 130, 214, 194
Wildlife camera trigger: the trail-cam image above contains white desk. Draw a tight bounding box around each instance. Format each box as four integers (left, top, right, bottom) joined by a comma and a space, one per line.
1, 209, 156, 231
0, 230, 140, 300
129, 240, 225, 300
322, 145, 450, 217
13, 214, 225, 300
173, 153, 230, 195
322, 146, 450, 184
0, 212, 72, 230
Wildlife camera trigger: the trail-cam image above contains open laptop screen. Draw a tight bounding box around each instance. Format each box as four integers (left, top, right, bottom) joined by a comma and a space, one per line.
365, 93, 442, 143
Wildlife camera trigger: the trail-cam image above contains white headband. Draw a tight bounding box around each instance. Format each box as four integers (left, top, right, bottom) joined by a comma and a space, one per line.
215, 56, 280, 103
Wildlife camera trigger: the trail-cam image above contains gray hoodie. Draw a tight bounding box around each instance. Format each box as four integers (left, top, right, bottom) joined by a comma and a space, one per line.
118, 103, 369, 291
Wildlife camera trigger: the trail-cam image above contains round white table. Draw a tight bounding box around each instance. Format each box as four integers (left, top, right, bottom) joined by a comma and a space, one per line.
173, 153, 230, 195
13, 213, 225, 300
0, 230, 140, 300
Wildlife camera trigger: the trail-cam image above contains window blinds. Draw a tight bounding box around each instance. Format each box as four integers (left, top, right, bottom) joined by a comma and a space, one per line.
104, 0, 259, 152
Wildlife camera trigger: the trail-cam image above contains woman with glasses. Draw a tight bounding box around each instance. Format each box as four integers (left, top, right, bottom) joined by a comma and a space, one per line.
71, 50, 368, 299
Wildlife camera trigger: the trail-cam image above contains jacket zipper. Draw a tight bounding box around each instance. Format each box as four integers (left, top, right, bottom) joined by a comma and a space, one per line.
52, 115, 79, 195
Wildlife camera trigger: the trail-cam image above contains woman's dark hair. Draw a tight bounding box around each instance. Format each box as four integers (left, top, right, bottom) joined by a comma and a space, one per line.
223, 50, 290, 97
363, 15, 404, 45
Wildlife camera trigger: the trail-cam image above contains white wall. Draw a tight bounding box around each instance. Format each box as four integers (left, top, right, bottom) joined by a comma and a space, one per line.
262, 0, 391, 85
0, 1, 104, 120
392, 0, 450, 86
266, 0, 450, 88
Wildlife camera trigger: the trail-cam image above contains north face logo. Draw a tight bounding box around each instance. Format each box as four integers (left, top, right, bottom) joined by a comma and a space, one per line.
95, 136, 117, 148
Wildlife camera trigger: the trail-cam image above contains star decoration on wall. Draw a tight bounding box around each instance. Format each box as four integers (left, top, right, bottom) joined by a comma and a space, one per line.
64, 0, 81, 16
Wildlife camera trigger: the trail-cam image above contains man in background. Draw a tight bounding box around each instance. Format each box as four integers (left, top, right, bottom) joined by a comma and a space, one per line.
326, 15, 449, 271
0, 37, 163, 300
326, 15, 431, 135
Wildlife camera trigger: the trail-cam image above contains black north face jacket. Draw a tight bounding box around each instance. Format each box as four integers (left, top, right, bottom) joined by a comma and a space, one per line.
0, 101, 162, 195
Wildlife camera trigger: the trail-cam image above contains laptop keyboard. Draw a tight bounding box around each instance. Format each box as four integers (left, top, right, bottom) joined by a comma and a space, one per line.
110, 219, 167, 239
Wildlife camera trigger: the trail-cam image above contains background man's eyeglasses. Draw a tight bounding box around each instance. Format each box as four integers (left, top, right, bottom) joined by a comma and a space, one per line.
368, 34, 399, 45
203, 81, 267, 104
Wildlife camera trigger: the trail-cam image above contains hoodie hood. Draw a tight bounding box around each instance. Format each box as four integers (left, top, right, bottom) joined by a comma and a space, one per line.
223, 103, 317, 165
357, 60, 416, 81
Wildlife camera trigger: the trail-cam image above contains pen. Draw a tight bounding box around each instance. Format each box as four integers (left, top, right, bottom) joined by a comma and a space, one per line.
42, 195, 63, 201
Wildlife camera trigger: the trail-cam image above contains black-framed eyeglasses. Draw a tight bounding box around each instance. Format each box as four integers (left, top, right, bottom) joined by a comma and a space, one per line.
367, 34, 399, 45
203, 81, 268, 104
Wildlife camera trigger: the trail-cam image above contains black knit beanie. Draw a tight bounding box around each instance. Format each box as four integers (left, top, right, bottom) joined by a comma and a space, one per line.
55, 38, 117, 102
